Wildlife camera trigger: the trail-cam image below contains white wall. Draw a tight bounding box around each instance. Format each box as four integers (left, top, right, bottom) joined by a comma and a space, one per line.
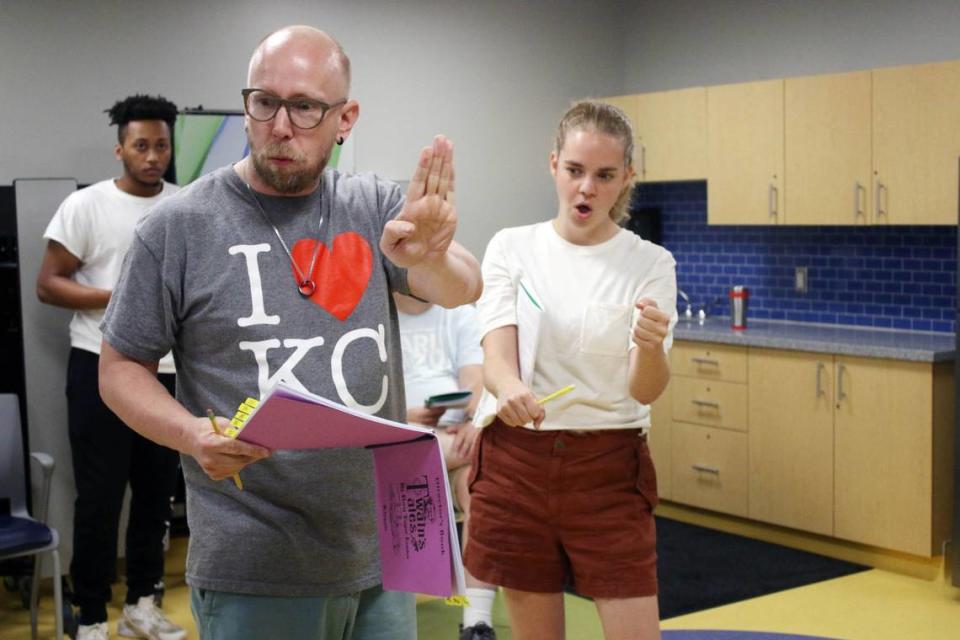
1, 0, 627, 570
623, 0, 960, 92
1, 0, 628, 257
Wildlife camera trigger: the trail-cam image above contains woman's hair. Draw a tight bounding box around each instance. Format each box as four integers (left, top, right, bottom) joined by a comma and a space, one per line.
553, 99, 635, 223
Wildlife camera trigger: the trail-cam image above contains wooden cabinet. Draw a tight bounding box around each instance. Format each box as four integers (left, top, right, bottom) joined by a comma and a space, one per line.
671, 342, 748, 381
649, 391, 672, 501
785, 70, 873, 225
601, 88, 707, 182
833, 356, 954, 556
669, 341, 749, 516
873, 60, 960, 225
635, 88, 706, 181
747, 348, 953, 556
708, 72, 872, 226
660, 340, 954, 557
707, 60, 960, 225
706, 79, 784, 224
672, 422, 749, 517
748, 349, 834, 536
671, 377, 748, 431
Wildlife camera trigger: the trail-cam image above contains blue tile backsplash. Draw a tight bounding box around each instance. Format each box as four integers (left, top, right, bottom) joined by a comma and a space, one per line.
630, 181, 957, 334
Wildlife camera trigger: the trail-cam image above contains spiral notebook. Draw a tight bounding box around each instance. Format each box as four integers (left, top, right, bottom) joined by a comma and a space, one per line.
226, 380, 466, 598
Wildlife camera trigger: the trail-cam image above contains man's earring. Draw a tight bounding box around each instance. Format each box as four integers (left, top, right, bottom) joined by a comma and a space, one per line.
336, 136, 344, 146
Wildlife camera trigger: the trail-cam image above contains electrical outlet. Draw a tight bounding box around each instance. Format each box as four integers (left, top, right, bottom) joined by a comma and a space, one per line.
795, 266, 808, 293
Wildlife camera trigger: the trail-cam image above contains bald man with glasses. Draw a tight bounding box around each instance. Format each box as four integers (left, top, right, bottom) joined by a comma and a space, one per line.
98, 25, 481, 640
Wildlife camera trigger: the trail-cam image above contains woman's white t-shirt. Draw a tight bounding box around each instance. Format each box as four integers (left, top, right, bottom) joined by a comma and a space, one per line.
397, 303, 483, 426
477, 221, 677, 431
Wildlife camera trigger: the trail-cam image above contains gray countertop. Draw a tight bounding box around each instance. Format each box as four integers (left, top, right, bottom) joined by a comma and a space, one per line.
673, 317, 956, 362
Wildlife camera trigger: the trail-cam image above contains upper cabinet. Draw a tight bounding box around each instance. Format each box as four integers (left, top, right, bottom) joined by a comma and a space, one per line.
636, 88, 707, 182
601, 88, 707, 183
873, 60, 960, 225
785, 70, 872, 225
706, 79, 784, 225
699, 59, 960, 225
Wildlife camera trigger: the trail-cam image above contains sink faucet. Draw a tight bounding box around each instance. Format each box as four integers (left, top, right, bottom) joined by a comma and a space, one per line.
678, 289, 693, 319
698, 295, 727, 321
678, 291, 725, 323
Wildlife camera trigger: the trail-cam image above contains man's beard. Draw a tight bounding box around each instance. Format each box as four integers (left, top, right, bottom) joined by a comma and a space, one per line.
122, 157, 164, 188
250, 142, 328, 194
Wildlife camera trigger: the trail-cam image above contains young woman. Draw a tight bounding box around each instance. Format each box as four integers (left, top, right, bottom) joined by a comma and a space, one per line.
464, 100, 677, 640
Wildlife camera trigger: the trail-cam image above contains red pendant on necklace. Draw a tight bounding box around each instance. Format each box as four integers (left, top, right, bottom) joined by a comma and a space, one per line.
298, 280, 317, 297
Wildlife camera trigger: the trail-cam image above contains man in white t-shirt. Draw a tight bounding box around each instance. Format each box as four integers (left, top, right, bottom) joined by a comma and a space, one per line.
37, 95, 186, 640
394, 292, 499, 640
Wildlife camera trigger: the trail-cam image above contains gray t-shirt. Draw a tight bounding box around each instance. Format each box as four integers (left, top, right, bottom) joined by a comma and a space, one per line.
102, 165, 410, 596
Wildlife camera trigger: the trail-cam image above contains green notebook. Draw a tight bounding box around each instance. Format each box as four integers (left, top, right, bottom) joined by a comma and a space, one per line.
424, 390, 473, 408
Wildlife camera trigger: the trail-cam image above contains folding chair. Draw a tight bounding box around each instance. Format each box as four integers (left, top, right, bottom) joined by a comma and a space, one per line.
0, 393, 63, 640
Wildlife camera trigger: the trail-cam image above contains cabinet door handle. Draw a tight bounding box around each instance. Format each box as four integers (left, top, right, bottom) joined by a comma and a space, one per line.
854, 182, 864, 219
837, 363, 847, 403
640, 143, 647, 177
692, 399, 720, 409
815, 361, 825, 397
691, 357, 720, 367
769, 184, 779, 219
692, 464, 720, 475
875, 181, 887, 220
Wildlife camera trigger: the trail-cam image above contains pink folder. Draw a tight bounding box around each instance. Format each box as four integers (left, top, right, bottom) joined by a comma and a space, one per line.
231, 382, 466, 598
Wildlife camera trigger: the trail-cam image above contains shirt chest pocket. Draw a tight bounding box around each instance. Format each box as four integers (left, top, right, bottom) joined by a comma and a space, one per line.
579, 302, 632, 357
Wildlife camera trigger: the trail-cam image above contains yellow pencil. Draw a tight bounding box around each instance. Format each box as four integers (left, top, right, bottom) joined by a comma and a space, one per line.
206, 409, 243, 490
537, 384, 576, 405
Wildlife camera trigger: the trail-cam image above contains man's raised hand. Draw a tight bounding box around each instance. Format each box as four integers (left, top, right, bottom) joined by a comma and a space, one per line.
380, 135, 457, 268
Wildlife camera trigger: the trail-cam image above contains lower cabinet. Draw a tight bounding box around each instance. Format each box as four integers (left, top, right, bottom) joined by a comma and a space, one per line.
661, 340, 954, 557
832, 356, 953, 556
668, 342, 748, 516
670, 376, 748, 430
649, 393, 672, 501
672, 422, 748, 517
748, 349, 834, 536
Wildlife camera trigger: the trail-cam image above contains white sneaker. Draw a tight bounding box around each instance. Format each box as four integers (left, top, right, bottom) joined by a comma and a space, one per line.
117, 596, 187, 640
76, 622, 110, 640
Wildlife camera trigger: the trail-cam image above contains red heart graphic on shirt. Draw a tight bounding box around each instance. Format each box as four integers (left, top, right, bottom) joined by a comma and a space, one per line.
291, 233, 373, 321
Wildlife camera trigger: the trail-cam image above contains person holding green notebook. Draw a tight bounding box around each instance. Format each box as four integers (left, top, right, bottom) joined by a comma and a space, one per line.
394, 292, 498, 640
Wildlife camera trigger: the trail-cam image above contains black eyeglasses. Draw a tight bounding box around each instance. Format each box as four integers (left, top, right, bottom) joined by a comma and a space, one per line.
241, 88, 347, 130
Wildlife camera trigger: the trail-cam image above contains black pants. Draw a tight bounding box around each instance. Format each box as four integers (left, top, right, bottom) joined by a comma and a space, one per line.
66, 348, 180, 624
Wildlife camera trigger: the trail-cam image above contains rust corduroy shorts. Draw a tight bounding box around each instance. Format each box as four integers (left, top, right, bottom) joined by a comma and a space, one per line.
463, 420, 659, 598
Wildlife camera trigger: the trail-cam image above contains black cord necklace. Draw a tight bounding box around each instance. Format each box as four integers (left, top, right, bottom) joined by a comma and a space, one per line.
242, 167, 324, 298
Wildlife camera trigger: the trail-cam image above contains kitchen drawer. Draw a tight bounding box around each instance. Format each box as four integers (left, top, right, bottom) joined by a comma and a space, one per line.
672, 422, 749, 517
671, 376, 748, 432
671, 342, 747, 382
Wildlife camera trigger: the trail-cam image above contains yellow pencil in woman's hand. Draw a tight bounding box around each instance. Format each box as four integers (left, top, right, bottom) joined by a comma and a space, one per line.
206, 409, 243, 490
537, 384, 575, 405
